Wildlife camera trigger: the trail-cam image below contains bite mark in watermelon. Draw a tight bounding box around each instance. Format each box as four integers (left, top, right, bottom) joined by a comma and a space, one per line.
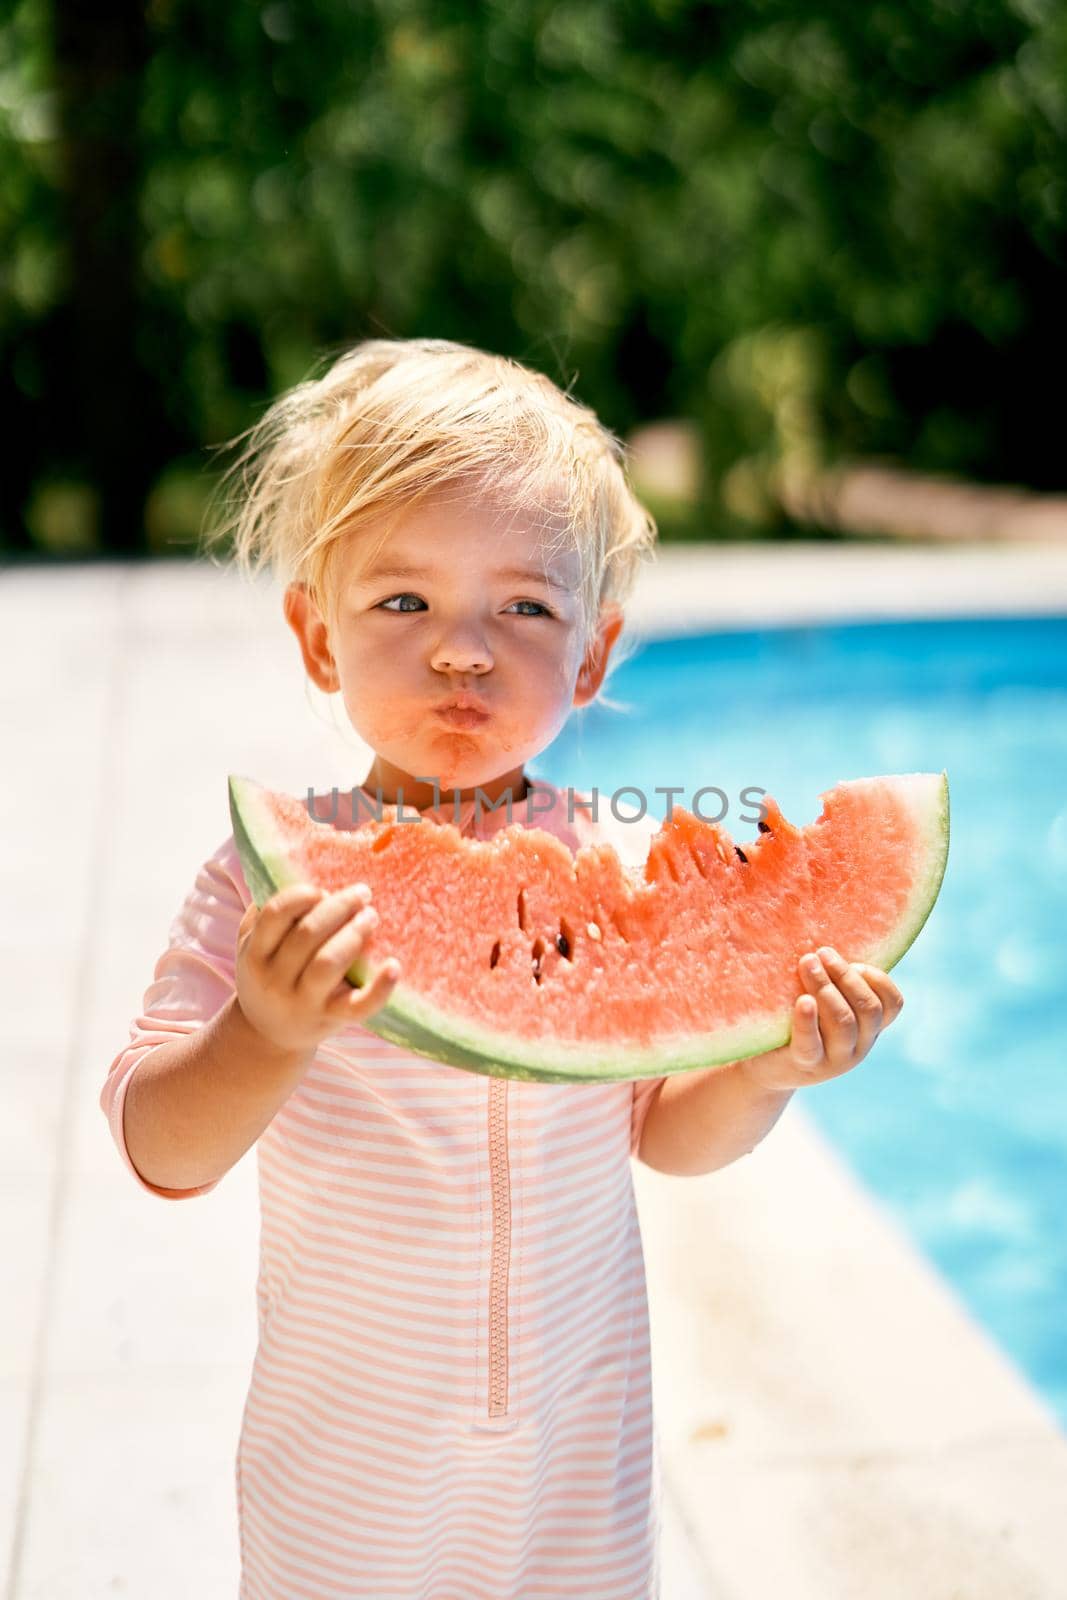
227, 771, 949, 1085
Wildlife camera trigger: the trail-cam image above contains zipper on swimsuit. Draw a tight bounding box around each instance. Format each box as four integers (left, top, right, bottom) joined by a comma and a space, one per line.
487, 1075, 512, 1418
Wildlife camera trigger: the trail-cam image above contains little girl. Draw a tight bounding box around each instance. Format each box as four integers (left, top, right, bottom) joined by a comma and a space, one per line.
100, 337, 903, 1599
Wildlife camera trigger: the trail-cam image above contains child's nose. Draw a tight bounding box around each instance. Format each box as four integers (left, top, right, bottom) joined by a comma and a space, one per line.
431, 634, 493, 674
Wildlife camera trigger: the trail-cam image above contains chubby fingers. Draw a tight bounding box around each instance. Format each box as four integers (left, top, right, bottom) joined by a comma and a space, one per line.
852, 961, 905, 1024
790, 990, 826, 1074
806, 947, 903, 1064
799, 948, 861, 1065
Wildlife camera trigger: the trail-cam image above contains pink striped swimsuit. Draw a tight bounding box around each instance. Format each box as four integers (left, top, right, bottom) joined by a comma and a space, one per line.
100, 778, 668, 1598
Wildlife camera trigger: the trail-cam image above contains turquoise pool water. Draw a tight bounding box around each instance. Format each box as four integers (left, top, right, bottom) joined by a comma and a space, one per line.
534, 614, 1067, 1429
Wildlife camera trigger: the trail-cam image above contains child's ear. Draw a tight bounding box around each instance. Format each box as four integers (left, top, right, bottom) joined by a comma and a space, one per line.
574, 603, 624, 708
283, 582, 341, 693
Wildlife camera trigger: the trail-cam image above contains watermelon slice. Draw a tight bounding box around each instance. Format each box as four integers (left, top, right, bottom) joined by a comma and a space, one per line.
227, 771, 949, 1085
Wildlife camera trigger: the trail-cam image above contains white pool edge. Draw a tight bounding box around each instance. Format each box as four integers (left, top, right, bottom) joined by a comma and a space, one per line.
624, 537, 1067, 639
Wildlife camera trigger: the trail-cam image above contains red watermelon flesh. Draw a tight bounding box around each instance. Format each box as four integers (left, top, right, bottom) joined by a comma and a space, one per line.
228, 771, 949, 1084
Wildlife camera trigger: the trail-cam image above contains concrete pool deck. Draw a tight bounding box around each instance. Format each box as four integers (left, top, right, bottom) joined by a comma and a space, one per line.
3, 541, 1066, 1597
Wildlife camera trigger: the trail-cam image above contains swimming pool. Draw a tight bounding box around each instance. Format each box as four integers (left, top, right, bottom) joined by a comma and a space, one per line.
533, 613, 1067, 1430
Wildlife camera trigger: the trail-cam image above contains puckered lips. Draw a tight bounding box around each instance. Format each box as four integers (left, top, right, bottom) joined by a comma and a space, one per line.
434, 693, 490, 727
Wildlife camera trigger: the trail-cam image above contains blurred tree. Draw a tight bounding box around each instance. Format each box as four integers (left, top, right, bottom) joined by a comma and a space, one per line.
0, 0, 1064, 554
50, 0, 183, 553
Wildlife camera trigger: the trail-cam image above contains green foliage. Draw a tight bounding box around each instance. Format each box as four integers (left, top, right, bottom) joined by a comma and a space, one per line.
1, 0, 1064, 554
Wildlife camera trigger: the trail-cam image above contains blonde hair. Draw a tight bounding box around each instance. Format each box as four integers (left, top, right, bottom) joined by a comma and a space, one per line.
200, 337, 658, 706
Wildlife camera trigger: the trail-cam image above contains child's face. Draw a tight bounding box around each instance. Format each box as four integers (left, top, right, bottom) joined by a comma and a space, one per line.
284, 484, 623, 807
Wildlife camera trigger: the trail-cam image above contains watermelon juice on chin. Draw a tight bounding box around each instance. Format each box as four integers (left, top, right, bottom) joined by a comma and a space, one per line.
228, 768, 949, 1086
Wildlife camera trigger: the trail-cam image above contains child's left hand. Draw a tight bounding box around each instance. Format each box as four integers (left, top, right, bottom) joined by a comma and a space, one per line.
739, 946, 905, 1093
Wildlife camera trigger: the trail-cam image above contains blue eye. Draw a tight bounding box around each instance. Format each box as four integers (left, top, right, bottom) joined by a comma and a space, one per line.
377, 594, 552, 617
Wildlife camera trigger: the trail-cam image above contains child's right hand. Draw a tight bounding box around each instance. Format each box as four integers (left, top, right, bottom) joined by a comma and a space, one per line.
234, 883, 401, 1057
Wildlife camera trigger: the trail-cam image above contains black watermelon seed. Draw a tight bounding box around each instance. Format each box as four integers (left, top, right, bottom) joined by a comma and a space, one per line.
556, 932, 570, 958
735, 846, 749, 864
757, 820, 772, 834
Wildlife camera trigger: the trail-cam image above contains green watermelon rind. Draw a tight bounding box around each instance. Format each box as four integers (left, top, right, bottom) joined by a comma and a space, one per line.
848, 770, 951, 973
227, 769, 950, 1087
229, 779, 307, 906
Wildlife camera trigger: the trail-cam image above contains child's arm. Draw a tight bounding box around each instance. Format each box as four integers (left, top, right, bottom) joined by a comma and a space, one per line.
121, 882, 399, 1191
122, 995, 315, 1191
637, 945, 905, 1177
103, 836, 398, 1197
